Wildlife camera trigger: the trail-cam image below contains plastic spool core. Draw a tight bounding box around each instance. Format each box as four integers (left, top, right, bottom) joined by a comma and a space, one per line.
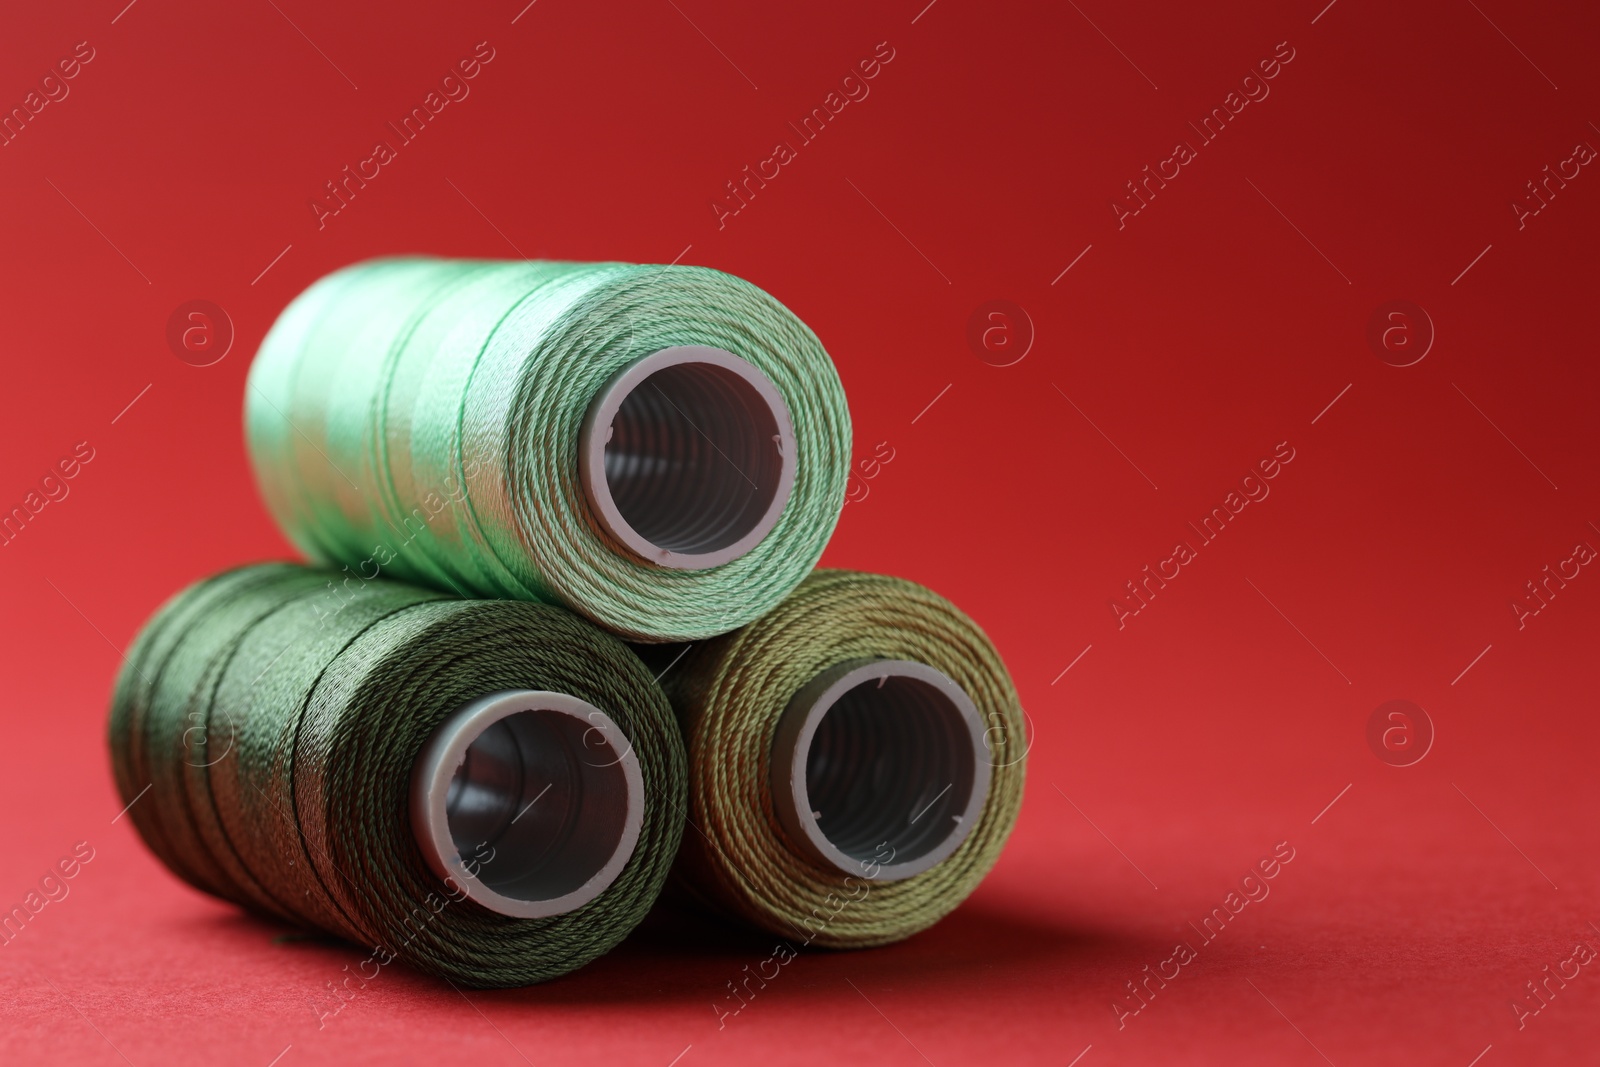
770, 660, 992, 882
579, 345, 796, 570
410, 689, 644, 918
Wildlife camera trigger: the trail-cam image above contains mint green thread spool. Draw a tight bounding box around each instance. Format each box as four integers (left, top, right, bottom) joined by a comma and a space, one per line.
246, 258, 851, 641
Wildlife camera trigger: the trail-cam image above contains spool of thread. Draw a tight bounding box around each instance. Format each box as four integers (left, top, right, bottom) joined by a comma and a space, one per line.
245, 257, 851, 642
107, 563, 686, 987
655, 569, 1026, 948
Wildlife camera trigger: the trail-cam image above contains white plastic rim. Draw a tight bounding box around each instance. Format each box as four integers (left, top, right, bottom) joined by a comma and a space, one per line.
770, 659, 992, 882
578, 345, 797, 570
410, 689, 644, 918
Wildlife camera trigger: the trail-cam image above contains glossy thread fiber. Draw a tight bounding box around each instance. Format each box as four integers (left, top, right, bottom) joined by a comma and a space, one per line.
245, 257, 851, 642
659, 569, 1027, 948
107, 563, 687, 987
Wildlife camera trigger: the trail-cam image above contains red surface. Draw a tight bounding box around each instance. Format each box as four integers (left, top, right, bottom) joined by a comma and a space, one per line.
2, 0, 1597, 1063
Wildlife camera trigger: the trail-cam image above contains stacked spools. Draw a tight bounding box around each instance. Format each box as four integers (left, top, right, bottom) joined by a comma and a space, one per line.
108, 257, 1027, 987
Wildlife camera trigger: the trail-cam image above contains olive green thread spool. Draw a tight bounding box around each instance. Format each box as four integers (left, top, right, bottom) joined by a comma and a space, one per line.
108, 563, 687, 987
653, 569, 1027, 948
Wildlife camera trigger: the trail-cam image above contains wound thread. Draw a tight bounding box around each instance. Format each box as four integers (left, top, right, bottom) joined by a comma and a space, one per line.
654, 569, 1027, 948
107, 563, 687, 987
244, 257, 850, 642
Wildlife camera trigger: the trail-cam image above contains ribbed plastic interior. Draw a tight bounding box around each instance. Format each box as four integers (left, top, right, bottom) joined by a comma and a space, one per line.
444, 709, 629, 902
804, 675, 978, 866
602, 361, 785, 557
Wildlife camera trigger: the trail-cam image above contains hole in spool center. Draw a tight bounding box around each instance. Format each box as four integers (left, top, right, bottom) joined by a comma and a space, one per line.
412, 691, 642, 918
772, 661, 992, 881
580, 347, 795, 569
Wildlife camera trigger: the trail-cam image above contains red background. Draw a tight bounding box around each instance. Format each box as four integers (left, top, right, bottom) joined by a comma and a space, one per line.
2, 0, 1598, 1063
